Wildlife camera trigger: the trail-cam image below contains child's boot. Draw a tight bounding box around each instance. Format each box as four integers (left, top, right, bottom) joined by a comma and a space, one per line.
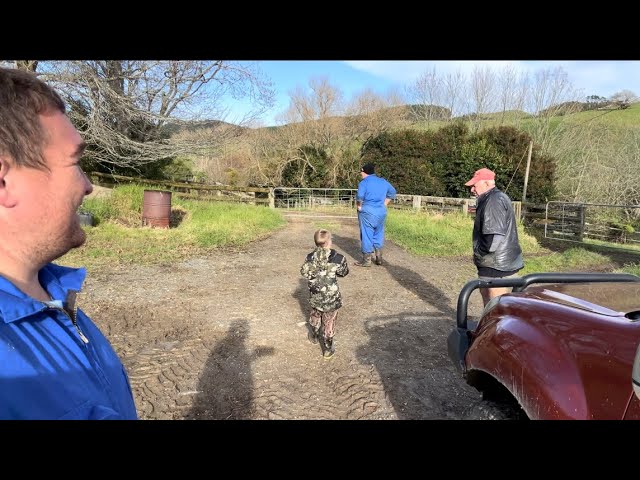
307, 324, 319, 344
323, 337, 335, 358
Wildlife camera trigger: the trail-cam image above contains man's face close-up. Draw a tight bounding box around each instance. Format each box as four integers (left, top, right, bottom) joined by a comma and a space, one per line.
470, 180, 492, 197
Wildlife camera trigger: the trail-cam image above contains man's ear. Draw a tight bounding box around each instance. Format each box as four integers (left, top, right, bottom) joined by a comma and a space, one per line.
0, 156, 17, 208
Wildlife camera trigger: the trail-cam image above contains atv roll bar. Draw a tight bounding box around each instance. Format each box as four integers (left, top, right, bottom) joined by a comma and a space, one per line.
456, 273, 640, 330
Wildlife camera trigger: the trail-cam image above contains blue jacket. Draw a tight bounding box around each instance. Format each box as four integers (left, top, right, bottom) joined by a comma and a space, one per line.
356, 175, 397, 216
0, 264, 138, 420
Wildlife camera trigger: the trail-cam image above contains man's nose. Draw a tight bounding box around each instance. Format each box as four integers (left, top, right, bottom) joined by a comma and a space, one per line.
82, 171, 94, 196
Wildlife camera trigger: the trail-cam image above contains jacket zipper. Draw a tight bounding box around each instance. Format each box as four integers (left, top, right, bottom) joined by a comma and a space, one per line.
44, 289, 89, 344
66, 290, 90, 344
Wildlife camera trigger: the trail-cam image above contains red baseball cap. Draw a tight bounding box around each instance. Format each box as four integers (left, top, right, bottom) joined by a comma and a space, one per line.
465, 168, 495, 186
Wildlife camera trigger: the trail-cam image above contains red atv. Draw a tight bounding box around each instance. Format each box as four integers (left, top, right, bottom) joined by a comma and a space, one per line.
448, 273, 640, 420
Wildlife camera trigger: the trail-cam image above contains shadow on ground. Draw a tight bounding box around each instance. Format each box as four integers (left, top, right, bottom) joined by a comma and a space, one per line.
331, 233, 361, 260
187, 319, 274, 419
356, 312, 477, 419
294, 277, 309, 322
385, 264, 456, 317
333, 233, 456, 317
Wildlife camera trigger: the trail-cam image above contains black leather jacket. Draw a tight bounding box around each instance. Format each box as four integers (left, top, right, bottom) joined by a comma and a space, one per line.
472, 187, 523, 271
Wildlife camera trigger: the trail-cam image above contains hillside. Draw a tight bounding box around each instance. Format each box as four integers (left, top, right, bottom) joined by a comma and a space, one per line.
561, 102, 640, 128
162, 119, 248, 136
168, 102, 640, 136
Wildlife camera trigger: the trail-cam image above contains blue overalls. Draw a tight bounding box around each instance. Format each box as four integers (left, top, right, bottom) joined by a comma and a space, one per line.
0, 264, 138, 419
356, 175, 397, 254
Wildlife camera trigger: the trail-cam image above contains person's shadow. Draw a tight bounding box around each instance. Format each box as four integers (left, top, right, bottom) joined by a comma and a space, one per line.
384, 264, 456, 317
293, 277, 309, 321
332, 233, 455, 317
356, 312, 477, 419
187, 319, 274, 419
331, 233, 361, 261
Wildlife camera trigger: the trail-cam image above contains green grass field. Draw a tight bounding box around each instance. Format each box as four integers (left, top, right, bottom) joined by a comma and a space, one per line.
62, 185, 286, 268
385, 209, 638, 275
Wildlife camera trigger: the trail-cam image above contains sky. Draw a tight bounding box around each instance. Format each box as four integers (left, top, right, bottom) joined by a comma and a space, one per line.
227, 61, 640, 127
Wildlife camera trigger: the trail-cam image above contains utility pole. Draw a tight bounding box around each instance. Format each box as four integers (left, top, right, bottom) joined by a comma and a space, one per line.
522, 140, 533, 203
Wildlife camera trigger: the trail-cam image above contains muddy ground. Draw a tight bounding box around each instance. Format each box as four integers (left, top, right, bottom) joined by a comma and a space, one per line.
80, 215, 508, 420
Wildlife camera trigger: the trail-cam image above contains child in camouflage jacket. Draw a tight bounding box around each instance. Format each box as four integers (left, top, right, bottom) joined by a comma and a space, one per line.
300, 229, 349, 358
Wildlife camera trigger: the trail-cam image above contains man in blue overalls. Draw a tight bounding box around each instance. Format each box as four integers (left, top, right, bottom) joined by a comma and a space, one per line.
355, 163, 397, 267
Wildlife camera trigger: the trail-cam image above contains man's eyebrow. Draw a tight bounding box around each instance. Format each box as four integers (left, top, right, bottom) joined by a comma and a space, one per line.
73, 141, 87, 158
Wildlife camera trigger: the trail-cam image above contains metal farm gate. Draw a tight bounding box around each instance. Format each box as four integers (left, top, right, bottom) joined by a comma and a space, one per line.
273, 188, 358, 218
544, 201, 640, 252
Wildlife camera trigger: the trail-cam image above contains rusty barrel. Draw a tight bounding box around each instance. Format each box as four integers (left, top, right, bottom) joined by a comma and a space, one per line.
142, 190, 172, 228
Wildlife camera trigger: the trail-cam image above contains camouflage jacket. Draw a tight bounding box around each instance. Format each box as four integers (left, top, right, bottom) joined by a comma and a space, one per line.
300, 247, 349, 312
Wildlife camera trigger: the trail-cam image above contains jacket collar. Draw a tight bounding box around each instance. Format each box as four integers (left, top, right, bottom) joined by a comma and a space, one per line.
0, 263, 87, 324
477, 186, 499, 203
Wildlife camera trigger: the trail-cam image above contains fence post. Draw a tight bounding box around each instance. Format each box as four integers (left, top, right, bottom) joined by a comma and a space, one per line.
462, 199, 469, 215
512, 201, 521, 220
413, 195, 422, 211
577, 204, 585, 241
269, 188, 275, 209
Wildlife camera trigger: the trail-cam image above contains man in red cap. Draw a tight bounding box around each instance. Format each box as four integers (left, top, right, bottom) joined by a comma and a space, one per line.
465, 167, 523, 306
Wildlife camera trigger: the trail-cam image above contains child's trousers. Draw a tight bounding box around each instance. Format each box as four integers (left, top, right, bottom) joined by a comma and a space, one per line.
308, 308, 339, 340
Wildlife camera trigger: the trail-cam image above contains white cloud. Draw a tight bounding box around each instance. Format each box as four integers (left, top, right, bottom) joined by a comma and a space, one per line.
344, 60, 525, 83
344, 60, 640, 99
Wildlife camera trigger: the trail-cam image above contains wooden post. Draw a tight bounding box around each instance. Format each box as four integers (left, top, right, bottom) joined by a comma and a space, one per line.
269, 188, 275, 208
462, 199, 469, 215
512, 201, 521, 219
522, 140, 533, 205
412, 195, 422, 211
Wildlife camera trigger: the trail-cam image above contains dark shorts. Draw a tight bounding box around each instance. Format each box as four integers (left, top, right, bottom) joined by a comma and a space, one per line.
477, 266, 521, 279
478, 272, 520, 282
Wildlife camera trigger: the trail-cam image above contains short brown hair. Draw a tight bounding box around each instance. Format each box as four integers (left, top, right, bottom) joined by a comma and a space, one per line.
314, 229, 331, 247
0, 67, 66, 170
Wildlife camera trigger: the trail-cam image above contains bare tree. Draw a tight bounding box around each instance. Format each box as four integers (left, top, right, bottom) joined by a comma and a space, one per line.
253, 77, 345, 186
497, 65, 528, 124
170, 122, 252, 184
243, 79, 404, 187
405, 66, 447, 127
244, 126, 290, 186
526, 67, 582, 153
442, 70, 466, 119
346, 88, 405, 131
34, 61, 274, 171
279, 76, 345, 145
468, 65, 497, 131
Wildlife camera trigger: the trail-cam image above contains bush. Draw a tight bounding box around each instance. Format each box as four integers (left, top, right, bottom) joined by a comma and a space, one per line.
361, 122, 557, 202
281, 146, 331, 188
360, 130, 447, 196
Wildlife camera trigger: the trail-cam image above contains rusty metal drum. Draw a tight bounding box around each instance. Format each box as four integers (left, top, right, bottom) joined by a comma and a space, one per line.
142, 190, 172, 228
